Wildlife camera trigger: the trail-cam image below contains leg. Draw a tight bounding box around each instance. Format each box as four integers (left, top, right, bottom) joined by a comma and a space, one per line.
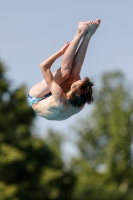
29, 42, 70, 98
29, 20, 98, 97
60, 19, 101, 93
61, 34, 90, 92
60, 20, 96, 75
59, 36, 92, 93
29, 68, 62, 97
71, 19, 100, 79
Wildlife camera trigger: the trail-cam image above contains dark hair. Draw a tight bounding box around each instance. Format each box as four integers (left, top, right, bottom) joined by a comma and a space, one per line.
69, 77, 94, 108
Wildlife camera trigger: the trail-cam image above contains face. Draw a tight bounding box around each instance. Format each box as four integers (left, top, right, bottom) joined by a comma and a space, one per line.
71, 80, 83, 91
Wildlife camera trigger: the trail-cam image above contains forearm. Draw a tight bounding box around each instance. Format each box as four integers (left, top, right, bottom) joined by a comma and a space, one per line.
40, 50, 63, 86
40, 50, 62, 69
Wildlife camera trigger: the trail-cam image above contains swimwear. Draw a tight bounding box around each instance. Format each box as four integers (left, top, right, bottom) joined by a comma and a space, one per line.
28, 92, 52, 107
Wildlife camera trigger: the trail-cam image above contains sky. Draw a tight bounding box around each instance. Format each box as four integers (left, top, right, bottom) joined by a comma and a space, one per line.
0, 1, 133, 156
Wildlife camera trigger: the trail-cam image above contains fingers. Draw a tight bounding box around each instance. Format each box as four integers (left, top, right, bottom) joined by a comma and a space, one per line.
65, 41, 70, 45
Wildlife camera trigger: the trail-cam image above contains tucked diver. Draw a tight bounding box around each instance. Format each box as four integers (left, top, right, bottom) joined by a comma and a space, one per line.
28, 19, 101, 120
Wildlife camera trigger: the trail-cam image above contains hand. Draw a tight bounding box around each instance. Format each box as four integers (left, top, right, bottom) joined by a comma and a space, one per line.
60, 42, 70, 55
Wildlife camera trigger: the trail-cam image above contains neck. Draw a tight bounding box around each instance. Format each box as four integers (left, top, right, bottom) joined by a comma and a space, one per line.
62, 90, 71, 100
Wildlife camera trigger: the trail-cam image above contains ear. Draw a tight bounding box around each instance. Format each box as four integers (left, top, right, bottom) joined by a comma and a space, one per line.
70, 84, 74, 91
71, 88, 75, 91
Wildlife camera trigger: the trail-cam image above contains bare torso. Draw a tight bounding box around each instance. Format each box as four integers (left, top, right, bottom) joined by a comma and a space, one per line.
32, 95, 84, 121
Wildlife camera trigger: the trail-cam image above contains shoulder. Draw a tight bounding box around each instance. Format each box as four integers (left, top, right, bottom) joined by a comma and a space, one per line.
73, 103, 85, 114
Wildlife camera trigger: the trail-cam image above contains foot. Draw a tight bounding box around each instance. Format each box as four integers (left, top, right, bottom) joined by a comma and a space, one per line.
78, 19, 100, 36
86, 19, 100, 37
60, 42, 70, 54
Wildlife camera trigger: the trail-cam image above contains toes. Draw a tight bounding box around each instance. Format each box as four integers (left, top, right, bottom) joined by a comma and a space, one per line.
96, 19, 101, 24
64, 42, 70, 46
98, 19, 101, 23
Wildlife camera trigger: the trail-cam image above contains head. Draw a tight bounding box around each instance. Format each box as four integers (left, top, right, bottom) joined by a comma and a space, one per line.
68, 77, 94, 108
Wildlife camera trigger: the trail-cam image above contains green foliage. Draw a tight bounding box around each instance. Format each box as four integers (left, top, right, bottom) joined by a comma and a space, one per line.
71, 71, 133, 200
0, 60, 76, 200
1, 58, 133, 200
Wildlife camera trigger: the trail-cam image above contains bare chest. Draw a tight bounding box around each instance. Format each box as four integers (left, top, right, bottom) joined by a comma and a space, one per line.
32, 96, 80, 121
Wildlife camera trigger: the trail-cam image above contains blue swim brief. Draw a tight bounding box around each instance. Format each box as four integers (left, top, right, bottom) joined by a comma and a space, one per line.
28, 92, 52, 107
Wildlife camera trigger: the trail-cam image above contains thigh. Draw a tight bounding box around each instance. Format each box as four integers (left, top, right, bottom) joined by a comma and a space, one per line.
29, 68, 67, 98
29, 79, 50, 98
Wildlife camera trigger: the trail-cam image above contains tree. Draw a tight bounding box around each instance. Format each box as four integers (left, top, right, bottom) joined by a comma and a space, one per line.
71, 71, 133, 200
0, 60, 76, 200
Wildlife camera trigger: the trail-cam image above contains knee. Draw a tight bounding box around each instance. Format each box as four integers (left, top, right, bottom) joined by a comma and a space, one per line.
62, 67, 75, 81
62, 69, 70, 80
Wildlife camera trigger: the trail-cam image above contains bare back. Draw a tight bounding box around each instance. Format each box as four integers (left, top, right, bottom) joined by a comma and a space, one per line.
32, 95, 83, 121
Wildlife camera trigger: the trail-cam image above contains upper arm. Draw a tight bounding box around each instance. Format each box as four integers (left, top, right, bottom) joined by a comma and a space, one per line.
40, 66, 63, 102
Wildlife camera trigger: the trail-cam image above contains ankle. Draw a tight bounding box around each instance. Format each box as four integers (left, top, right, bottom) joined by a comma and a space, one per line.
77, 28, 84, 36
75, 30, 84, 40
84, 32, 92, 39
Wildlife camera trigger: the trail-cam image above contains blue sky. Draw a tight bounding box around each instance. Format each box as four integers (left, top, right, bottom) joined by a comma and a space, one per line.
0, 0, 133, 138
